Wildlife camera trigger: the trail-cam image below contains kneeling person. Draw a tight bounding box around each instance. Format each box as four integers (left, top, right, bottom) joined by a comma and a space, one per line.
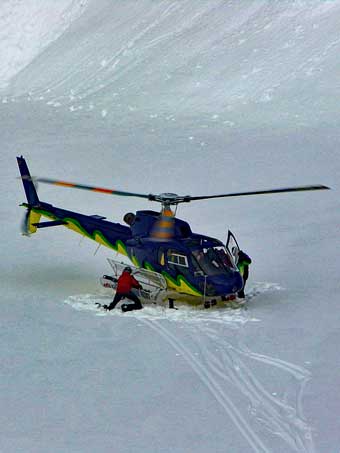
105, 267, 143, 311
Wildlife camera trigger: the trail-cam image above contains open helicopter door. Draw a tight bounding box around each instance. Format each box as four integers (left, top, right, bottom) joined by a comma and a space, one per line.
226, 230, 240, 267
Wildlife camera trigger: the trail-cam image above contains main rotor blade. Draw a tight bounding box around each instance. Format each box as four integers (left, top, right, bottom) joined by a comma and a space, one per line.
25, 176, 330, 205
186, 185, 330, 202
32, 177, 152, 200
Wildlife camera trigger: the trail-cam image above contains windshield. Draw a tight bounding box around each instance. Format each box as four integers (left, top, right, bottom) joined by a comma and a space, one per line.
192, 246, 236, 276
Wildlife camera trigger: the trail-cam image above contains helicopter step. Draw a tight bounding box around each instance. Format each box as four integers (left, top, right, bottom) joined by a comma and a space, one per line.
100, 258, 168, 306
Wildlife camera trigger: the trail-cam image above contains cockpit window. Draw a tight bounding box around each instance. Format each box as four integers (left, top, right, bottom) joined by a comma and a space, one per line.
215, 246, 235, 269
192, 246, 236, 276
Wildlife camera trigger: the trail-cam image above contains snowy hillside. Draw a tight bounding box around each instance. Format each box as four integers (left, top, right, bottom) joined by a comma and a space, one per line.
4, 0, 340, 128
1, 1, 340, 452
0, 0, 88, 89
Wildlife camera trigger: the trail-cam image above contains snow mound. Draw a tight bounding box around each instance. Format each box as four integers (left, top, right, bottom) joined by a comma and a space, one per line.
64, 282, 282, 324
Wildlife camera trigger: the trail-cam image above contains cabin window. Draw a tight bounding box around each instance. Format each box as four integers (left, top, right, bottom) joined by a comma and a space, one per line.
167, 250, 189, 268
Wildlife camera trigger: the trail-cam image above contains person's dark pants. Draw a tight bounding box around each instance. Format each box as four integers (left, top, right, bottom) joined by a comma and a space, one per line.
237, 288, 246, 299
107, 291, 143, 310
238, 266, 249, 299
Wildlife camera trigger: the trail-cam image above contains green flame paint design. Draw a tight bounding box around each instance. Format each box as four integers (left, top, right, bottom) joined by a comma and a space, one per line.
30, 207, 129, 256
143, 261, 202, 296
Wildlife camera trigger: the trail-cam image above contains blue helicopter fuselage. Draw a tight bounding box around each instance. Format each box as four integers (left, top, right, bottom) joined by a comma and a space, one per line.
126, 210, 243, 301
23, 203, 243, 303
17, 154, 243, 304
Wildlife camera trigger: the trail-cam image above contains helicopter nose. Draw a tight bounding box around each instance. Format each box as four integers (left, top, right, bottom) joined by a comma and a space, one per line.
209, 271, 243, 296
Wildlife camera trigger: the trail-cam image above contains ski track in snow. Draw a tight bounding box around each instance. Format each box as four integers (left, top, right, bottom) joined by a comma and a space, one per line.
65, 282, 315, 453
186, 326, 315, 453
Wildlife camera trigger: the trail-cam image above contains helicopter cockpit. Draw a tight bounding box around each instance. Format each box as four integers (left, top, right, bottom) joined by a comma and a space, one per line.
192, 246, 237, 276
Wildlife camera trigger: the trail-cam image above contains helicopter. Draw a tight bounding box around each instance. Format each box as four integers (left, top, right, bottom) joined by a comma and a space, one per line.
17, 155, 329, 309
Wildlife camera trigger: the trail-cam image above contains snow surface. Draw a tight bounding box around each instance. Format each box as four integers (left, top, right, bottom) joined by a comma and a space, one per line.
1, 1, 340, 452
0, 0, 88, 89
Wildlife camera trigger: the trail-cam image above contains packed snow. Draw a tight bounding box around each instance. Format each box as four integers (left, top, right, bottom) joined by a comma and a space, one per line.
1, 1, 340, 452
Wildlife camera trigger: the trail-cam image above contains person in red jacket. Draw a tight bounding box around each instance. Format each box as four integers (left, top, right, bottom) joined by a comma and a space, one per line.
104, 267, 143, 312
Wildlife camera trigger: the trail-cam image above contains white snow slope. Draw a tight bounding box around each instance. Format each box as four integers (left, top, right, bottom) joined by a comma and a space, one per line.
1, 1, 340, 452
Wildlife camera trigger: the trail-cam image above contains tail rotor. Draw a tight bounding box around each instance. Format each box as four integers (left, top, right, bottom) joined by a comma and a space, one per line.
21, 208, 31, 236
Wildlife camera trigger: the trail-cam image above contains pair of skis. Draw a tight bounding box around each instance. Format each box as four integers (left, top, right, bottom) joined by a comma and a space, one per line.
95, 302, 142, 312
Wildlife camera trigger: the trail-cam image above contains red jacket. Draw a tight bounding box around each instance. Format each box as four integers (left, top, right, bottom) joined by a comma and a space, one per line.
116, 271, 141, 294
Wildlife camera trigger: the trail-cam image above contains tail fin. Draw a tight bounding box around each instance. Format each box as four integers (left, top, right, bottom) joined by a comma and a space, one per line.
17, 156, 40, 206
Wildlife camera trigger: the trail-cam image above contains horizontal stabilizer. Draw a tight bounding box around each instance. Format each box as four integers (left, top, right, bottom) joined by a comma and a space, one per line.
32, 220, 67, 229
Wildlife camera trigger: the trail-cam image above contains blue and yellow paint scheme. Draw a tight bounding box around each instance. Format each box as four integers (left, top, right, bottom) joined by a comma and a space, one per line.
17, 156, 243, 305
